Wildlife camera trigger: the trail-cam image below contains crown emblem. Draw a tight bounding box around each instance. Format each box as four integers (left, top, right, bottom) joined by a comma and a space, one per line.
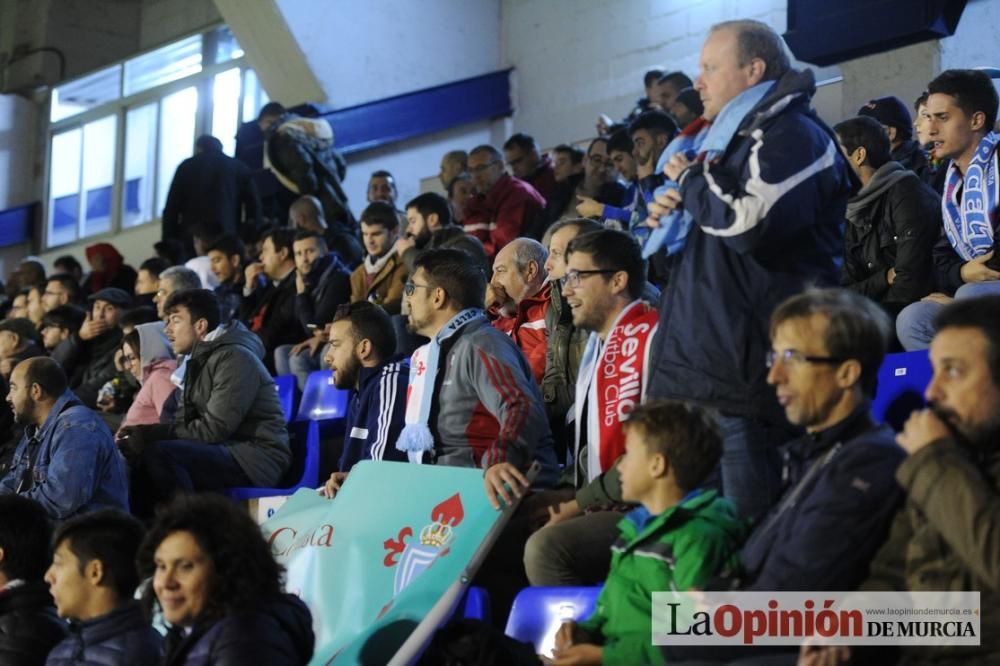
420, 521, 454, 548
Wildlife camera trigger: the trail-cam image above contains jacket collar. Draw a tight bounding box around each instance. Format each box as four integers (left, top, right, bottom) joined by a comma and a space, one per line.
619, 489, 721, 543
35, 390, 80, 442
66, 601, 147, 645
356, 354, 408, 391
788, 402, 876, 460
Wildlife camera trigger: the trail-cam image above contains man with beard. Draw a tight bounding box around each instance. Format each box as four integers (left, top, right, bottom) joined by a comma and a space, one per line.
399, 192, 489, 277
0, 357, 128, 519
206, 235, 247, 324
349, 202, 407, 314
320, 302, 409, 497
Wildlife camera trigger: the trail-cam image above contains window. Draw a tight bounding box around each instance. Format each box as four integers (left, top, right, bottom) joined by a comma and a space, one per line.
122, 104, 157, 228
124, 34, 203, 96
81, 116, 118, 237
50, 65, 122, 123
157, 86, 199, 215
48, 130, 82, 247
211, 68, 241, 156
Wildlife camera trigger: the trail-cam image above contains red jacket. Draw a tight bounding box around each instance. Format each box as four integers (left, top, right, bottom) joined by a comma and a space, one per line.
491, 282, 551, 385
527, 156, 557, 202
463, 174, 546, 258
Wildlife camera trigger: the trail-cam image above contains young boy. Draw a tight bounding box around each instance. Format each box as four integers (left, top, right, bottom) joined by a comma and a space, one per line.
548, 400, 744, 666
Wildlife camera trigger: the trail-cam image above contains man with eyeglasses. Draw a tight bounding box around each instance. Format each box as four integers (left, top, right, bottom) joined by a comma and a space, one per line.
463, 144, 546, 259
41, 274, 83, 313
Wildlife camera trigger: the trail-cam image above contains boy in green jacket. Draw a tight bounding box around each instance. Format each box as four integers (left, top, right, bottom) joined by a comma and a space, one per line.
547, 400, 745, 666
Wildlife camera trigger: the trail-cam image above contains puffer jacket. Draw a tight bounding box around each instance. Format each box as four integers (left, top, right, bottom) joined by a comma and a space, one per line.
45, 601, 161, 666
69, 329, 123, 408
161, 594, 313, 666
491, 282, 551, 385
120, 322, 176, 430
0, 580, 68, 666
168, 321, 290, 487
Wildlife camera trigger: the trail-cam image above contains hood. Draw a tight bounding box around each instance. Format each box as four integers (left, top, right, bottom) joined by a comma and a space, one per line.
190, 320, 265, 361
742, 68, 817, 134
264, 593, 315, 664
136, 321, 174, 371
85, 243, 124, 274
892, 139, 924, 163
846, 161, 911, 221
687, 491, 747, 544
309, 251, 350, 283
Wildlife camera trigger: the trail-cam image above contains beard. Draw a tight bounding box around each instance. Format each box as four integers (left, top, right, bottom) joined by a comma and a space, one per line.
10, 399, 34, 426
332, 354, 361, 390
929, 401, 1000, 449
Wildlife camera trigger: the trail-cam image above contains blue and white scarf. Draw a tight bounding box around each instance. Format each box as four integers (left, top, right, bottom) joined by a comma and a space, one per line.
396, 308, 486, 463
942, 132, 1000, 261
642, 81, 775, 258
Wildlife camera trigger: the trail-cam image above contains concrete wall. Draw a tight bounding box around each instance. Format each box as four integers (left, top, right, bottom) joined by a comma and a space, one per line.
140, 0, 221, 50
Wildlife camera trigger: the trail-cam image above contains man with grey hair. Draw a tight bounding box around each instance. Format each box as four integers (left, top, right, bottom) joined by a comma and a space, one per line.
438, 149, 467, 191
489, 238, 550, 384
153, 266, 202, 320
645, 19, 855, 522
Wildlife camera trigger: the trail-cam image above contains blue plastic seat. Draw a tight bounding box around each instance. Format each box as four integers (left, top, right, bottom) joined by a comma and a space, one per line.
871, 350, 933, 431
273, 374, 296, 423
222, 419, 320, 501
457, 586, 491, 622
296, 370, 351, 422
505, 586, 602, 654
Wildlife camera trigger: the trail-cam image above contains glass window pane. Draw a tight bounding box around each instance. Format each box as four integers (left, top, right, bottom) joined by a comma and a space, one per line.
123, 104, 157, 228
48, 129, 83, 247
81, 116, 118, 238
212, 26, 244, 63
211, 68, 241, 155
124, 35, 202, 96
51, 65, 122, 123
157, 86, 198, 216
242, 69, 259, 122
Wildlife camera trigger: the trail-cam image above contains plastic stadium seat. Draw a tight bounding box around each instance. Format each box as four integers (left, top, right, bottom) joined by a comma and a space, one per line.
871, 350, 933, 431
222, 420, 320, 501
505, 586, 602, 655
296, 370, 351, 422
458, 586, 491, 622
273, 374, 296, 423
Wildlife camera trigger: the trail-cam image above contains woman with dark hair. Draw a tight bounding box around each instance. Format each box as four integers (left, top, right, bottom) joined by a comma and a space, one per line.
117, 322, 177, 430
138, 494, 314, 665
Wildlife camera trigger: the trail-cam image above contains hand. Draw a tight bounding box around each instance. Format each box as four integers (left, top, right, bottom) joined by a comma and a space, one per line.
798, 643, 851, 666
544, 498, 582, 528
921, 292, 954, 305
897, 408, 951, 455
295, 271, 307, 294
575, 195, 604, 219
244, 263, 265, 290
664, 152, 693, 182
646, 188, 683, 227
97, 395, 117, 413
78, 312, 110, 341
554, 621, 578, 651
546, 643, 603, 666
596, 114, 613, 136
887, 267, 896, 285
960, 251, 1000, 283
394, 236, 416, 255
292, 334, 324, 357
320, 472, 348, 498
483, 462, 530, 510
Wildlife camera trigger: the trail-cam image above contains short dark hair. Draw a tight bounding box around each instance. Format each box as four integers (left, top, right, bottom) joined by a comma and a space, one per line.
21, 357, 68, 399
606, 128, 634, 155
545, 217, 604, 247
643, 68, 665, 88
292, 229, 328, 247
405, 192, 452, 227
195, 134, 223, 153
565, 229, 646, 300
370, 169, 395, 183
552, 144, 585, 165
587, 136, 608, 156
42, 304, 86, 333
205, 235, 246, 263
770, 288, 892, 398
46, 273, 82, 304
413, 248, 486, 311
164, 289, 221, 332
624, 400, 723, 492
333, 301, 396, 361
119, 306, 159, 330
628, 110, 679, 141
446, 173, 471, 198
138, 493, 284, 620
0, 496, 51, 581
927, 69, 999, 132
139, 257, 170, 278
154, 239, 186, 266
834, 116, 892, 169
469, 144, 503, 162
262, 226, 296, 259
52, 509, 145, 599
53, 255, 82, 277
122, 328, 141, 359
360, 201, 400, 231
934, 295, 1000, 388
675, 87, 704, 116
503, 133, 537, 152
657, 71, 693, 90
711, 20, 791, 82
914, 91, 929, 114
257, 102, 286, 121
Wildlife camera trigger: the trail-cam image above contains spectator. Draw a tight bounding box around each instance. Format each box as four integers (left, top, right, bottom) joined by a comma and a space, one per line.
597, 68, 664, 134
651, 70, 694, 113
564, 136, 626, 224
53, 255, 84, 285
320, 302, 409, 485
550, 401, 741, 666
11, 258, 46, 295
439, 150, 468, 191
40, 305, 86, 373
0, 495, 67, 663
669, 87, 704, 129
153, 239, 186, 267
133, 257, 169, 310
628, 110, 679, 205
120, 289, 290, 507
82, 244, 137, 297
241, 227, 308, 374
463, 145, 547, 257
400, 193, 490, 278
446, 172, 474, 224
896, 69, 1000, 350
206, 235, 247, 324
41, 274, 82, 313
118, 323, 177, 430
183, 225, 222, 291
858, 95, 930, 179
524, 229, 659, 587
646, 20, 854, 521
161, 134, 261, 259
0, 318, 45, 381
153, 267, 203, 321
7, 290, 27, 319
366, 169, 399, 207
583, 129, 642, 230
288, 194, 363, 268
488, 238, 550, 384
118, 306, 159, 334
68, 288, 131, 409
551, 144, 585, 184
0, 357, 129, 519
25, 285, 45, 330
913, 91, 947, 192
44, 510, 161, 666
350, 202, 407, 314
138, 494, 314, 664
503, 133, 557, 202
834, 116, 940, 313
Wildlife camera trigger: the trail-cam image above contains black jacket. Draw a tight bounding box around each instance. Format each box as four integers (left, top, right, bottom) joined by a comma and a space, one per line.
0, 580, 68, 666
161, 594, 313, 666
68, 329, 124, 408
240, 271, 307, 372
891, 139, 930, 182
295, 253, 351, 329
45, 601, 161, 666
842, 162, 940, 307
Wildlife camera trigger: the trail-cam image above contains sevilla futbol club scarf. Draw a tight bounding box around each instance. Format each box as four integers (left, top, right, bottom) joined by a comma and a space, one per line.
574, 300, 659, 486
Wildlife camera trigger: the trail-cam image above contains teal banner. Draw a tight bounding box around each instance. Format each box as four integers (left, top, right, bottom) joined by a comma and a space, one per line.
261, 461, 504, 664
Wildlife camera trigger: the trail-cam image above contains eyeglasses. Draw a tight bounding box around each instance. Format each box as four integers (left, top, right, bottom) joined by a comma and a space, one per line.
469, 161, 500, 174
765, 349, 847, 369
562, 269, 620, 289
506, 155, 526, 168
404, 281, 434, 297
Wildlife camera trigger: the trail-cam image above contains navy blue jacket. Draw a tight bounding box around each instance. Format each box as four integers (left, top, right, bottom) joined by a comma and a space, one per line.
45, 601, 161, 666
646, 69, 855, 424
294, 252, 352, 330
740, 406, 905, 590
0, 581, 67, 666
338, 356, 410, 471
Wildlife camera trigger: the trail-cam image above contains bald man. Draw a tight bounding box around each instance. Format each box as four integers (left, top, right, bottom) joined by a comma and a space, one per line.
489, 238, 551, 384
289, 195, 364, 267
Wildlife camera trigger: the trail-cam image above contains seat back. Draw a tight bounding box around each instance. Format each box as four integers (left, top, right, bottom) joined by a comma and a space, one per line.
273, 374, 296, 423
872, 350, 933, 431
223, 419, 320, 501
504, 586, 602, 655
296, 370, 350, 422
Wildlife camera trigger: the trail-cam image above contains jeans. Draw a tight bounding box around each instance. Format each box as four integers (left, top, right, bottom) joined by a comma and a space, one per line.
523, 510, 624, 586
143, 439, 251, 498
714, 412, 786, 523
896, 281, 1000, 350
